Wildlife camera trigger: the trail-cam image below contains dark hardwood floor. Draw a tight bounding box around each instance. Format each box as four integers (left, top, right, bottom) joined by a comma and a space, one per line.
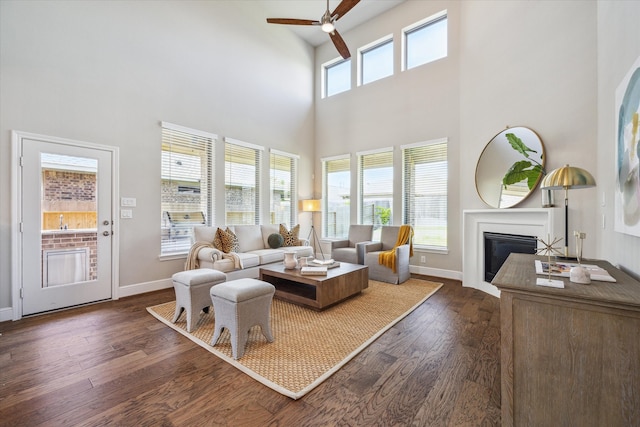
0, 276, 501, 426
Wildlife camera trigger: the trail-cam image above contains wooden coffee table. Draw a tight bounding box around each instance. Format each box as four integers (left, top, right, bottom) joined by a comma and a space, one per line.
259, 262, 368, 311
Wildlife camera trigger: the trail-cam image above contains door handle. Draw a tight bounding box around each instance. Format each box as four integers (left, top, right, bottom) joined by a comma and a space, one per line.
103, 231, 111, 236
103, 220, 110, 226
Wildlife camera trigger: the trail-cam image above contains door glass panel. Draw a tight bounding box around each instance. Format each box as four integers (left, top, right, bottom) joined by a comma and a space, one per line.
40, 153, 98, 288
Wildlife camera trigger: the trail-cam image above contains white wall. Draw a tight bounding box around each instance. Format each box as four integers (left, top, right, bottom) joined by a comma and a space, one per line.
0, 1, 315, 314
314, 0, 599, 274
597, 1, 640, 278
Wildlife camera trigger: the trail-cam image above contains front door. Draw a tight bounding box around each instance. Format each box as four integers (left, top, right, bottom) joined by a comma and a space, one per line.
20, 136, 114, 315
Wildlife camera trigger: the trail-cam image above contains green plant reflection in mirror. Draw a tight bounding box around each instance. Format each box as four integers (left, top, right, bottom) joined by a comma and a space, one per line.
502, 133, 545, 190
475, 126, 546, 208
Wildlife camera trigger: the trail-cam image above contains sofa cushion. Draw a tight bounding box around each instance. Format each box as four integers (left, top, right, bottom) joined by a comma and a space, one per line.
237, 252, 260, 268
261, 224, 280, 247
193, 225, 218, 244
280, 224, 301, 246
247, 249, 285, 264
212, 258, 236, 273
282, 245, 314, 258
232, 225, 265, 253
214, 227, 239, 253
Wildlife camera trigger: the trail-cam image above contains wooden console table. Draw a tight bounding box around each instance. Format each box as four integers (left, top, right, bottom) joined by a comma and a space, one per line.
493, 253, 640, 427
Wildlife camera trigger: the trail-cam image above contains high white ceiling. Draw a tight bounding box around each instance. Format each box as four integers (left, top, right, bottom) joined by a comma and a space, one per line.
259, 0, 405, 46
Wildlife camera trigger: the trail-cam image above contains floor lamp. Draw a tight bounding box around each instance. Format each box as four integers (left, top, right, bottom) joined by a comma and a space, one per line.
541, 164, 596, 259
300, 199, 326, 260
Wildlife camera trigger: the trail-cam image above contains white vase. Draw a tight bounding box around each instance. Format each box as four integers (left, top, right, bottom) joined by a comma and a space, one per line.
283, 252, 298, 269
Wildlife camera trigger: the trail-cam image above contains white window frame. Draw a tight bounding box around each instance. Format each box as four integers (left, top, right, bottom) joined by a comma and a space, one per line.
401, 138, 448, 252
322, 57, 352, 98
269, 149, 299, 227
401, 10, 448, 72
357, 34, 394, 87
160, 121, 216, 257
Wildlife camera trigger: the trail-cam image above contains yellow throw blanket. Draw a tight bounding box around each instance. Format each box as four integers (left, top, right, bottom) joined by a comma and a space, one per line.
378, 225, 414, 273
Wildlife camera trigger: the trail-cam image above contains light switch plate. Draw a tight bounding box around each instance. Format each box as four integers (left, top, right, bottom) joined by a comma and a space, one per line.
121, 209, 133, 219
121, 197, 136, 207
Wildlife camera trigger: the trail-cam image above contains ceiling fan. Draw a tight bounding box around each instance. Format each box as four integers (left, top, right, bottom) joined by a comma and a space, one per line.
266, 0, 360, 59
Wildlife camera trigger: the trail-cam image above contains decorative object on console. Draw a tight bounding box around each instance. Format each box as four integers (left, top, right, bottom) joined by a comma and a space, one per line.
541, 164, 596, 258
615, 55, 640, 237
475, 126, 546, 208
300, 199, 326, 260
535, 234, 564, 288
569, 230, 590, 283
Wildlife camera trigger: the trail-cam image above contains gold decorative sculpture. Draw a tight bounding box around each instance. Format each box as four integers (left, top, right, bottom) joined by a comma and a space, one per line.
535, 234, 564, 288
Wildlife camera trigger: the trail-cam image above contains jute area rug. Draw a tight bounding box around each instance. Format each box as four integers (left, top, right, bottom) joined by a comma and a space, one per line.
147, 278, 442, 399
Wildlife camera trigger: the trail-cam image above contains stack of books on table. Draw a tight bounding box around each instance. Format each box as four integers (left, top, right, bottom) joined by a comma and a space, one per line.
308, 259, 340, 269
300, 266, 328, 275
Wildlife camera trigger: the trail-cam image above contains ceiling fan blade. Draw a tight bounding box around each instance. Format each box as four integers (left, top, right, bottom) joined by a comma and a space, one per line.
266, 18, 319, 26
329, 30, 351, 59
331, 0, 360, 21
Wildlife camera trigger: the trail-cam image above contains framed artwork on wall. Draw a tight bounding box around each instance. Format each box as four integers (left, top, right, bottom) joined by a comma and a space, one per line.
615, 55, 640, 237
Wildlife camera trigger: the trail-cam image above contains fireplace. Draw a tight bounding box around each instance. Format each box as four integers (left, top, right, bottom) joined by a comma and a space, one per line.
463, 209, 560, 297
483, 232, 537, 282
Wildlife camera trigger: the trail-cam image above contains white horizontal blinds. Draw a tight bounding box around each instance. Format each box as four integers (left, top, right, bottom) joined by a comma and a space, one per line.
323, 156, 351, 238
160, 123, 215, 255
358, 149, 393, 227
270, 150, 298, 227
402, 140, 448, 249
224, 139, 262, 225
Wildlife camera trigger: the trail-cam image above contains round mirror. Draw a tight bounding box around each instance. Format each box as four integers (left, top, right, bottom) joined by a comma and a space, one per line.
475, 126, 546, 208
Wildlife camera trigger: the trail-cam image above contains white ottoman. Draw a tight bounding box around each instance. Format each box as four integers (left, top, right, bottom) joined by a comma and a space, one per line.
210, 278, 275, 359
172, 269, 227, 332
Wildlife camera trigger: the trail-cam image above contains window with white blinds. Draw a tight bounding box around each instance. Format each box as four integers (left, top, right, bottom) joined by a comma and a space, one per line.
270, 150, 298, 227
402, 139, 448, 249
224, 138, 262, 225
322, 156, 351, 238
161, 122, 216, 256
358, 149, 393, 238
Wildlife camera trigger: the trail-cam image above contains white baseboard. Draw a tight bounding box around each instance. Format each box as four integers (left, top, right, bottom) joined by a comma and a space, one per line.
0, 279, 174, 322
0, 307, 14, 322
117, 278, 173, 299
409, 265, 499, 297
464, 280, 500, 298
410, 265, 462, 281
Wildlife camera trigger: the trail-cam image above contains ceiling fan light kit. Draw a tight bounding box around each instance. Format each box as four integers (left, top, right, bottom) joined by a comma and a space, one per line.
266, 0, 360, 59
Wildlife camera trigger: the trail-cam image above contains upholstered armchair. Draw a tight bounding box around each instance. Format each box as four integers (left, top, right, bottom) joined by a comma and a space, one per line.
329, 224, 374, 265
363, 225, 412, 284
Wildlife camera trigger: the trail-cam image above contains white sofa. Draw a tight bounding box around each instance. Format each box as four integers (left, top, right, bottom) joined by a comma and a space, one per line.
191, 224, 314, 280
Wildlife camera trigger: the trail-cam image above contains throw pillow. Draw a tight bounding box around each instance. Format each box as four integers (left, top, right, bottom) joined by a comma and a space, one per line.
267, 233, 284, 249
279, 224, 301, 247
214, 227, 239, 253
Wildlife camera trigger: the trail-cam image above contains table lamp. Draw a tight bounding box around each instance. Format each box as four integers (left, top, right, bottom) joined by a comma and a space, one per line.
541, 164, 596, 258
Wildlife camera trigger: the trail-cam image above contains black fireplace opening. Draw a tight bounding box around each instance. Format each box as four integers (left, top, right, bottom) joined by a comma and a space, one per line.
484, 232, 537, 282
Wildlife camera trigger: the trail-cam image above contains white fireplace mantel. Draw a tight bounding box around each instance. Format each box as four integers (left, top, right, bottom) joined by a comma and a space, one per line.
462, 208, 561, 297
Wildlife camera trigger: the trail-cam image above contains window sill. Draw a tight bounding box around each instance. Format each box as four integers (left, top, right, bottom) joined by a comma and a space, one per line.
158, 253, 188, 262
413, 245, 448, 255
